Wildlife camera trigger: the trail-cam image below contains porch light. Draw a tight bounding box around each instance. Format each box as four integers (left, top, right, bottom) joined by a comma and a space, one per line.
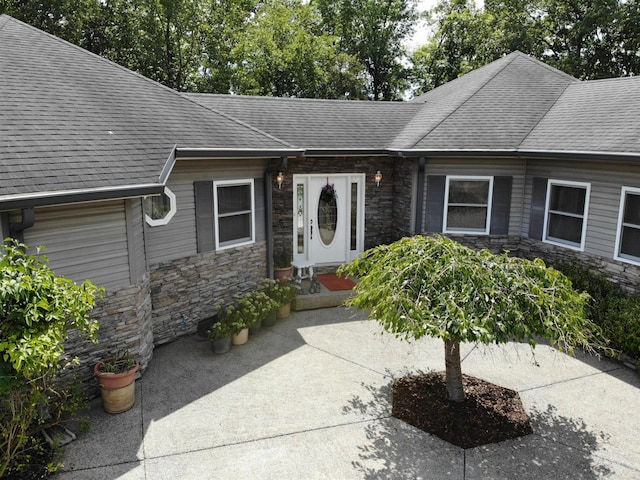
374, 170, 382, 187
276, 171, 284, 189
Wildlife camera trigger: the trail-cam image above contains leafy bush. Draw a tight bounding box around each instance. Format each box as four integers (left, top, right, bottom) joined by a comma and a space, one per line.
557, 262, 640, 360
209, 289, 280, 340
258, 278, 298, 305
0, 241, 103, 477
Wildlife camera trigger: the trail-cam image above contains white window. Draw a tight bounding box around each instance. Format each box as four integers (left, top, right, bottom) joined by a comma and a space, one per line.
144, 187, 177, 226
443, 176, 493, 234
614, 187, 640, 265
543, 180, 590, 251
214, 179, 255, 250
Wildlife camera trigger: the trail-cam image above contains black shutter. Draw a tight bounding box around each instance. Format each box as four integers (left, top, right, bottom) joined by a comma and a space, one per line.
528, 177, 548, 240
194, 181, 215, 252
490, 176, 512, 235
425, 175, 446, 233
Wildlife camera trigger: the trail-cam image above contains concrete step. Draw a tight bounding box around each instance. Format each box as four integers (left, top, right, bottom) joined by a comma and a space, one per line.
291, 278, 354, 311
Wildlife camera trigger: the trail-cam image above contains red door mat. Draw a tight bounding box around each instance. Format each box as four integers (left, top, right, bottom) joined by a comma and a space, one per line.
316, 273, 356, 291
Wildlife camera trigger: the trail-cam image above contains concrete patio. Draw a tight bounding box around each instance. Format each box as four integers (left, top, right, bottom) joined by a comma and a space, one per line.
55, 306, 640, 479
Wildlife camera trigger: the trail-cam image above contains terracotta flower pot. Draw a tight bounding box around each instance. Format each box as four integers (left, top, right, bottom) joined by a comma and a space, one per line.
274, 266, 293, 284
94, 360, 140, 414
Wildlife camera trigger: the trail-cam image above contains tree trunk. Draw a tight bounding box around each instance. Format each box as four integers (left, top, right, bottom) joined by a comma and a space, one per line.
444, 339, 465, 402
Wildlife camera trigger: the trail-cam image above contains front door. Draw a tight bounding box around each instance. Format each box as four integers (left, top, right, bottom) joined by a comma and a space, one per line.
293, 174, 364, 266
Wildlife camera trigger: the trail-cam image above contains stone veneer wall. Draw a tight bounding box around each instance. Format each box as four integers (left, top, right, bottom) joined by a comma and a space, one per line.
272, 156, 400, 255
149, 242, 268, 345
62, 274, 153, 395
445, 234, 640, 294
392, 157, 417, 240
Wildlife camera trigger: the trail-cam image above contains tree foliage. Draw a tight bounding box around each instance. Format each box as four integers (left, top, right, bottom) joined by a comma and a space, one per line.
338, 235, 606, 402
232, 0, 366, 98
316, 0, 419, 100
412, 0, 640, 94
0, 242, 102, 477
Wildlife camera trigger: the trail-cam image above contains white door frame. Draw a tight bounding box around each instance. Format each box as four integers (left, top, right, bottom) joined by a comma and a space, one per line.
293, 173, 365, 266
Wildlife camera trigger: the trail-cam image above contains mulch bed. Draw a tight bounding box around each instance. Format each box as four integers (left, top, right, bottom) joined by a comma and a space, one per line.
392, 372, 533, 449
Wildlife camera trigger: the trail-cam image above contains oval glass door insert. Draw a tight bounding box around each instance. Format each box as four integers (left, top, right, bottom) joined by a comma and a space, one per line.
318, 185, 338, 245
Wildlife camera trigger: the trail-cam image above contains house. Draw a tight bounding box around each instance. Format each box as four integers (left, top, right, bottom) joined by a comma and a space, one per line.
1, 15, 639, 383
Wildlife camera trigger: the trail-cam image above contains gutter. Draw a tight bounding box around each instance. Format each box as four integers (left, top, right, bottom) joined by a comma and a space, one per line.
264, 156, 288, 279
0, 184, 164, 211
176, 148, 303, 159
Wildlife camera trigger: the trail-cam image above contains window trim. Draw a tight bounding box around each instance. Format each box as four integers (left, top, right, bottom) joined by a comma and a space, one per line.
542, 179, 590, 252
144, 187, 177, 227
614, 186, 640, 266
213, 178, 255, 251
443, 175, 494, 235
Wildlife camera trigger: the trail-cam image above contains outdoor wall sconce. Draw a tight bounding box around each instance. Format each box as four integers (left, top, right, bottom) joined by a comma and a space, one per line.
276, 171, 284, 189
374, 170, 382, 187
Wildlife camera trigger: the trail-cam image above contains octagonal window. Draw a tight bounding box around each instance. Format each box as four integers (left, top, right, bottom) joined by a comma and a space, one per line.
144, 187, 176, 226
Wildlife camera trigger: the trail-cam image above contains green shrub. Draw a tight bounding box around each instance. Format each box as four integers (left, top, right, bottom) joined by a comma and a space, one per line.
557, 262, 640, 360
0, 241, 103, 477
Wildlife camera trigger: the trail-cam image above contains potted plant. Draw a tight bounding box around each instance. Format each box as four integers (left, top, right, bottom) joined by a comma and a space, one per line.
273, 245, 293, 284
94, 348, 139, 414
257, 279, 285, 327
261, 280, 298, 319
245, 290, 279, 335
208, 314, 235, 354
216, 302, 251, 346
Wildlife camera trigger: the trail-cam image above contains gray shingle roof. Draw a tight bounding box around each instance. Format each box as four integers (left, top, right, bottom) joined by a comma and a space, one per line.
520, 76, 640, 155
186, 94, 420, 150
394, 52, 577, 151
2, 13, 640, 208
0, 15, 291, 202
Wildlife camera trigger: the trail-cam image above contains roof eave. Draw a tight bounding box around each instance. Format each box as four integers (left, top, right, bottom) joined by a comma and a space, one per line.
0, 184, 165, 211
176, 148, 304, 159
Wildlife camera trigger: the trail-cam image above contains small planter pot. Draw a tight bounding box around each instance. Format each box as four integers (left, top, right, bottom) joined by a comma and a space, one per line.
262, 313, 277, 328
211, 336, 232, 354
249, 321, 262, 336
274, 266, 293, 284
277, 303, 291, 319
232, 328, 249, 345
94, 360, 140, 414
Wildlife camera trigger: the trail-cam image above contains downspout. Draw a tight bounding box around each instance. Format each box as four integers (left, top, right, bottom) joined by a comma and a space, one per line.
264, 156, 288, 279
9, 208, 35, 243
414, 157, 426, 234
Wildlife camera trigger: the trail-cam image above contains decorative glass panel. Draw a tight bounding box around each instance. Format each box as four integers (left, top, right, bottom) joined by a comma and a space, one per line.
318, 184, 337, 246
297, 184, 305, 255
350, 182, 357, 251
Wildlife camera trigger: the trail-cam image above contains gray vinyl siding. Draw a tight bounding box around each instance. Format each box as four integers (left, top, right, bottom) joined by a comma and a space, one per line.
522, 159, 640, 260
421, 157, 526, 235
126, 198, 147, 283
145, 158, 267, 266
22, 201, 130, 290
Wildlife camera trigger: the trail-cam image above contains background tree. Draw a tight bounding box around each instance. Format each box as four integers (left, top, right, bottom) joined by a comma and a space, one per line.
316, 0, 418, 100
412, 0, 639, 95
338, 235, 605, 402
231, 0, 365, 98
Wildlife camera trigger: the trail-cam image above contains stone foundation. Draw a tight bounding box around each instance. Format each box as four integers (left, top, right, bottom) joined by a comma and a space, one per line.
149, 242, 268, 345
444, 234, 640, 294
62, 274, 153, 396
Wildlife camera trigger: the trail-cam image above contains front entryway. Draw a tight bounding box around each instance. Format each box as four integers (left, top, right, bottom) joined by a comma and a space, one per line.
293, 174, 365, 266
